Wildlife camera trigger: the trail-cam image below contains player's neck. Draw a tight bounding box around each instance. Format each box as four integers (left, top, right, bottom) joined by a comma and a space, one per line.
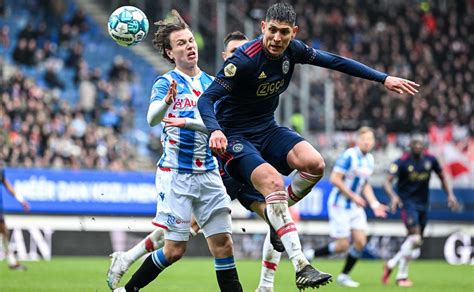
175, 65, 200, 77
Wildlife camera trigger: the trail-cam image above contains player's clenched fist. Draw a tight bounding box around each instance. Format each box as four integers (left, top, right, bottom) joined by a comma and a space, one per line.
209, 130, 227, 154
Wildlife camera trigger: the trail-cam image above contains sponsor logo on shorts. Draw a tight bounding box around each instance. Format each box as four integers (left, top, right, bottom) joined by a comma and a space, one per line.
166, 215, 176, 225
175, 218, 191, 224
232, 143, 244, 153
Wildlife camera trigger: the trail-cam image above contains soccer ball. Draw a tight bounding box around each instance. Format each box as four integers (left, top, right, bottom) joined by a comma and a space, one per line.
108, 6, 149, 47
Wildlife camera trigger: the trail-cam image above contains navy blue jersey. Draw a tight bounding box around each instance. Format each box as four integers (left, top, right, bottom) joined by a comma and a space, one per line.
198, 37, 388, 136
389, 153, 442, 209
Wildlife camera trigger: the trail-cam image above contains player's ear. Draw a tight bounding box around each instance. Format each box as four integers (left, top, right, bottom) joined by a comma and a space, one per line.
166, 48, 174, 61
292, 25, 299, 38
221, 51, 226, 61
261, 20, 266, 34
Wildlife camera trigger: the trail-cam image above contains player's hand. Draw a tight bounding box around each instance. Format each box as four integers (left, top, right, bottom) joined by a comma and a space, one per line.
390, 195, 403, 213
384, 76, 419, 95
352, 195, 366, 208
373, 204, 389, 218
21, 201, 30, 212
447, 195, 460, 211
165, 80, 177, 105
163, 117, 186, 128
209, 130, 227, 154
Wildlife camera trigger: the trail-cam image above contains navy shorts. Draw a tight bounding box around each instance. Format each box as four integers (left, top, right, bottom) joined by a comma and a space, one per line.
221, 172, 265, 211
401, 204, 427, 234
224, 126, 304, 185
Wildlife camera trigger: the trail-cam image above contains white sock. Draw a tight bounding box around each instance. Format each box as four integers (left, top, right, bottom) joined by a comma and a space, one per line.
7, 252, 17, 266
265, 191, 309, 272
258, 231, 282, 288
125, 229, 164, 262
387, 234, 421, 269
2, 234, 16, 266
287, 171, 322, 206
396, 256, 410, 280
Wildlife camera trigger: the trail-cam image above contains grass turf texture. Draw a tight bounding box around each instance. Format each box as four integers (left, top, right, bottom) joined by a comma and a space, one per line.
0, 257, 472, 291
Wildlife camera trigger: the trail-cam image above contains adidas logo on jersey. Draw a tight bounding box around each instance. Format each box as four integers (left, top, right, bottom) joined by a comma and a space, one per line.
258, 71, 267, 79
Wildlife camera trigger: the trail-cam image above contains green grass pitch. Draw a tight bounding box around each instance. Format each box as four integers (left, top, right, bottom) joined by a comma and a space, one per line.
0, 257, 472, 291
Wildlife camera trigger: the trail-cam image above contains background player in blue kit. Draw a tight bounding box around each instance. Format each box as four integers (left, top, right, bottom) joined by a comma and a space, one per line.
305, 127, 388, 288
198, 2, 419, 289
382, 134, 459, 287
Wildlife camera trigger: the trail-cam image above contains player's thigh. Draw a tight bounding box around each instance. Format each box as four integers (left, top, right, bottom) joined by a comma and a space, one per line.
328, 206, 351, 238
286, 140, 325, 173
153, 169, 193, 240
225, 136, 267, 185
261, 126, 305, 175
401, 205, 422, 233
193, 169, 232, 237
350, 207, 368, 234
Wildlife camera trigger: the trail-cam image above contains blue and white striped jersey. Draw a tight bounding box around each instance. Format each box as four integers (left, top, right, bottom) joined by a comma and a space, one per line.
328, 147, 374, 209
150, 68, 216, 173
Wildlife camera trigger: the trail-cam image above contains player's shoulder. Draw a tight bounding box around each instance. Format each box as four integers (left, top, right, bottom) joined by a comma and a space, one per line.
200, 71, 214, 82
152, 71, 174, 86
423, 151, 437, 160
399, 152, 411, 161
289, 38, 308, 50
240, 38, 264, 59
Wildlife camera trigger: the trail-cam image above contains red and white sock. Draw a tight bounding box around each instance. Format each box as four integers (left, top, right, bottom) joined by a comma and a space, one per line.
287, 171, 322, 206
265, 191, 309, 272
257, 230, 282, 289
125, 229, 164, 262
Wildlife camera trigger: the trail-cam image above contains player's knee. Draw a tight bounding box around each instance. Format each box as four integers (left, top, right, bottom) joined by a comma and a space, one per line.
353, 239, 366, 251
336, 239, 350, 252
209, 234, 234, 258
167, 245, 187, 263
262, 175, 285, 192
408, 234, 422, 247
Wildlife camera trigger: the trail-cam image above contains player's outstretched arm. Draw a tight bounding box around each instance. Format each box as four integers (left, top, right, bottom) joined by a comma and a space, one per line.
163, 117, 209, 133
310, 48, 420, 95
383, 76, 419, 95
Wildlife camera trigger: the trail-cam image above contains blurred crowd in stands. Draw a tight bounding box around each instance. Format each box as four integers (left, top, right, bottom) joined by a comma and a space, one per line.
1, 0, 145, 170
0, 0, 472, 175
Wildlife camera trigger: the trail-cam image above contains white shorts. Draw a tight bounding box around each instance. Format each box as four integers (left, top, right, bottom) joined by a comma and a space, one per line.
152, 168, 232, 241
328, 205, 368, 238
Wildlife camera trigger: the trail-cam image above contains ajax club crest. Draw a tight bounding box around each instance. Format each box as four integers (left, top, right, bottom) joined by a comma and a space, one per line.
282, 60, 290, 74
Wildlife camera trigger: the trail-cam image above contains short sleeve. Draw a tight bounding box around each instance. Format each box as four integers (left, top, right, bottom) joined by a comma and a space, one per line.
333, 150, 352, 174
150, 77, 171, 103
